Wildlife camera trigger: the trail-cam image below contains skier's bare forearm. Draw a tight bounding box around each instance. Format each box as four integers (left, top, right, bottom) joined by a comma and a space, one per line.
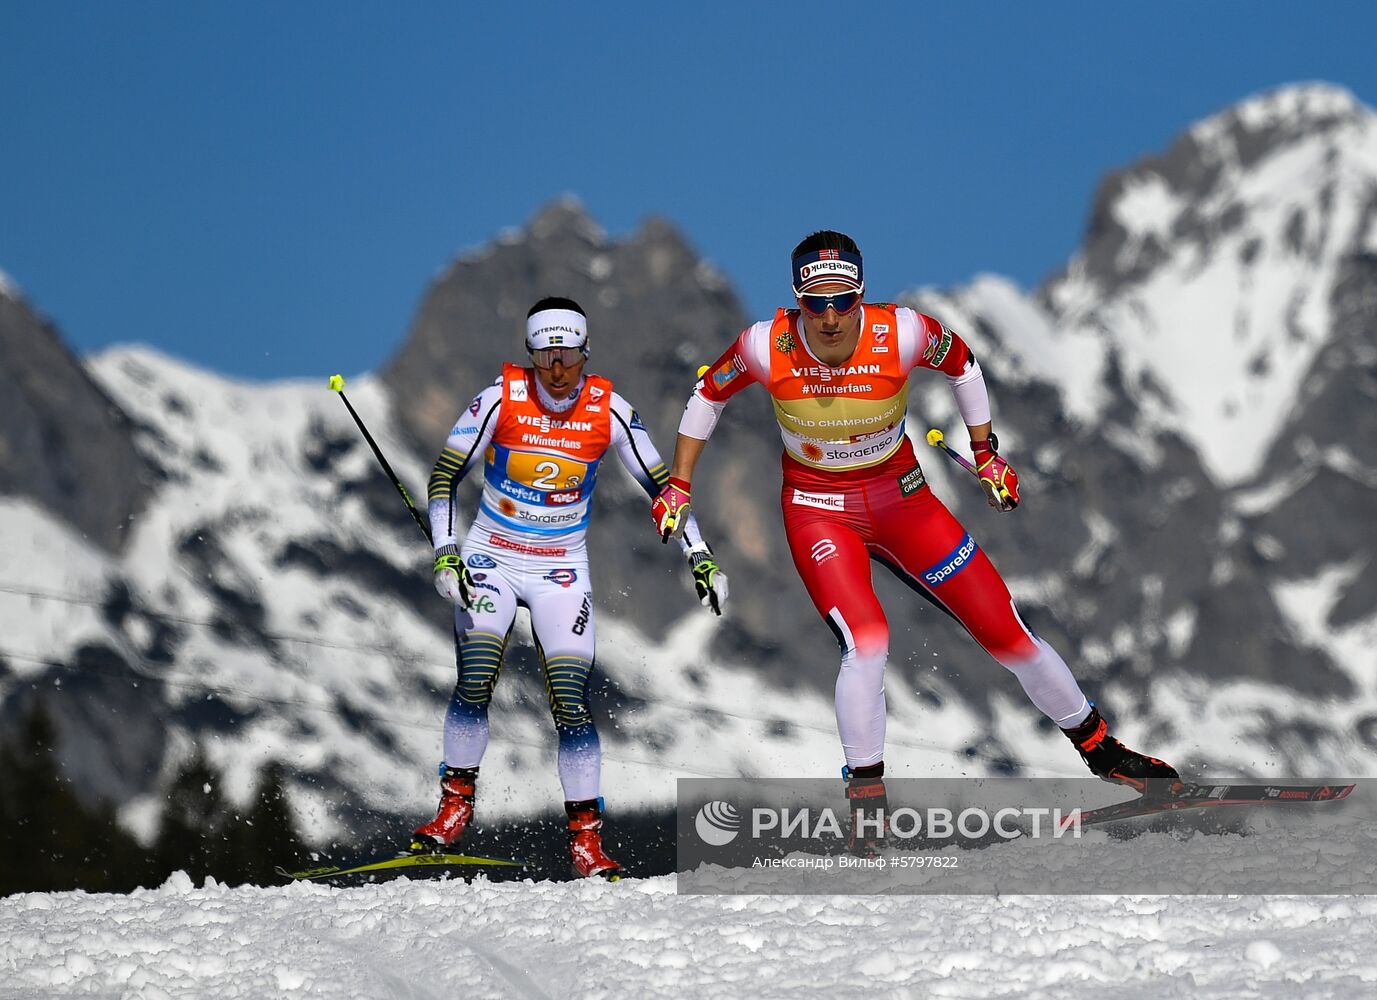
652, 433, 707, 541
670, 433, 708, 483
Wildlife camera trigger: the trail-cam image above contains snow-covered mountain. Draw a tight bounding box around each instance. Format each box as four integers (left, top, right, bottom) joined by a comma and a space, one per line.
903, 83, 1377, 771
1045, 83, 1377, 486
0, 345, 993, 845
2, 82, 1375, 848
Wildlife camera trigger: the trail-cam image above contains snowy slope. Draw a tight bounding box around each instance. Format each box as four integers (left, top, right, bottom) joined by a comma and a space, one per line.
4, 850, 1377, 999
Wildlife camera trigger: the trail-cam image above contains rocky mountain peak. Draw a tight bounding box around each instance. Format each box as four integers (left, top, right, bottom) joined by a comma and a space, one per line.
0, 283, 151, 551
1040, 85, 1377, 486
1066, 84, 1377, 301
383, 198, 747, 450
1191, 82, 1370, 160
526, 195, 608, 245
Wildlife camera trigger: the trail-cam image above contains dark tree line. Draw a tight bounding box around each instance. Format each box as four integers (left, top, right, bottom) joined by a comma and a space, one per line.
0, 705, 304, 895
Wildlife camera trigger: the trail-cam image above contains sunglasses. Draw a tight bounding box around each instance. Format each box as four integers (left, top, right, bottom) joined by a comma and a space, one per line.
797, 289, 863, 316
529, 346, 587, 370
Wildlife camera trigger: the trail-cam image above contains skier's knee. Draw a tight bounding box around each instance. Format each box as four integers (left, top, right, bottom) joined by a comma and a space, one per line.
825, 610, 888, 662
550, 699, 593, 729
456, 631, 505, 704
455, 677, 497, 707
545, 655, 594, 728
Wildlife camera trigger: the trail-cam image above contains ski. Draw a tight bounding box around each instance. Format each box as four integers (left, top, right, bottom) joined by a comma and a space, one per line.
276, 851, 528, 882
1063, 781, 1356, 830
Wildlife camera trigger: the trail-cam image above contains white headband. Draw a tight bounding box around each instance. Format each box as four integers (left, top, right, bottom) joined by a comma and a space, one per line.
525, 308, 588, 350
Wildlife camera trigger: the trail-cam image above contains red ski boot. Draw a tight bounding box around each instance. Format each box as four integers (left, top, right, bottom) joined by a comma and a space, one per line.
1062, 706, 1181, 795
411, 766, 477, 853
566, 799, 622, 880
845, 762, 889, 856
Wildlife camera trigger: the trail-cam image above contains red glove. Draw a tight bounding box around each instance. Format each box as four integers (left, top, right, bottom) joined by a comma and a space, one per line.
972, 438, 1019, 511
651, 477, 693, 541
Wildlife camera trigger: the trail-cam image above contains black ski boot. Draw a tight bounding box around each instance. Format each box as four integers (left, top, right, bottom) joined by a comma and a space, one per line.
844, 762, 889, 856
1062, 706, 1180, 795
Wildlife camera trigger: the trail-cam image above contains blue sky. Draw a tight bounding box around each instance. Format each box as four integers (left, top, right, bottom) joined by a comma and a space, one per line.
3, 3, 1376, 379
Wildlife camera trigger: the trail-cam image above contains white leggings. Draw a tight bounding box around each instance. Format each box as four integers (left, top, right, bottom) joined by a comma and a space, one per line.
441, 537, 602, 802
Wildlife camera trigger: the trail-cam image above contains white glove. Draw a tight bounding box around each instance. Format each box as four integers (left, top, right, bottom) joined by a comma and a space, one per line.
432, 544, 474, 608
687, 543, 728, 616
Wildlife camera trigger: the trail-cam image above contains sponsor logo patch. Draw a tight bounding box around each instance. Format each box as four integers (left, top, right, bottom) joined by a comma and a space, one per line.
798, 260, 861, 283
470, 596, 498, 615
533, 324, 581, 338
791, 490, 846, 511
810, 538, 839, 564
712, 359, 740, 390
544, 568, 579, 589
488, 534, 566, 557
572, 592, 593, 635
921, 532, 978, 587
498, 479, 545, 504
467, 396, 482, 417
589, 385, 606, 401
546, 488, 583, 505
775, 331, 796, 354
790, 364, 881, 380
898, 464, 927, 497
925, 327, 954, 367
509, 379, 528, 402
516, 413, 593, 433
467, 554, 498, 569
630, 409, 646, 432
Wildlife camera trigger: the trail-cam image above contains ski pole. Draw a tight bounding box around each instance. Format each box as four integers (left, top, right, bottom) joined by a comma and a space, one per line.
925, 428, 979, 477
328, 374, 433, 544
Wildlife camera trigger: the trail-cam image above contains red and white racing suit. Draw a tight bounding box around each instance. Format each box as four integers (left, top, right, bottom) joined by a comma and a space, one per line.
681, 304, 1091, 767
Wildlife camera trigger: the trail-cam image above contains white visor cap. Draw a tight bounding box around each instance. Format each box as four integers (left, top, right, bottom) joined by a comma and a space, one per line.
525, 308, 588, 351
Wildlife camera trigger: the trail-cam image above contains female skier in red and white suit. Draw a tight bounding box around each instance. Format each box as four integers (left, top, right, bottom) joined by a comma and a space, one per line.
651, 232, 1177, 840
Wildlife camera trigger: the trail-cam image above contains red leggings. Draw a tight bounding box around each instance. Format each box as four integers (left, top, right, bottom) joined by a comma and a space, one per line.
781, 447, 1087, 766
